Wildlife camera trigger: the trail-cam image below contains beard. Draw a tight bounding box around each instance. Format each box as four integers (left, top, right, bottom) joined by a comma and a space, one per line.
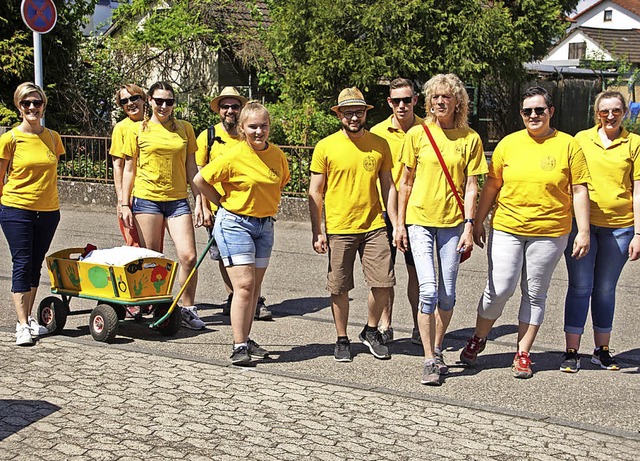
222, 114, 238, 132
341, 119, 364, 134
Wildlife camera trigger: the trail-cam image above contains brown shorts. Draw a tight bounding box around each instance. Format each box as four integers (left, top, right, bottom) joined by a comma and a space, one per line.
326, 227, 396, 294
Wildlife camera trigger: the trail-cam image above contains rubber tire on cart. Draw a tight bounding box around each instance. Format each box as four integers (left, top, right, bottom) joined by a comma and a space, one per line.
36, 296, 69, 334
89, 304, 119, 343
153, 303, 182, 337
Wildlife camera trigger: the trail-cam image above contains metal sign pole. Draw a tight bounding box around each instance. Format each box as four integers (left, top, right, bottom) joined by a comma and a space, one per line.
33, 31, 44, 126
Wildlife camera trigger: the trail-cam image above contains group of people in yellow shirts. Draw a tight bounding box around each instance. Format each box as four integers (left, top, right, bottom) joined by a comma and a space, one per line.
1, 77, 637, 386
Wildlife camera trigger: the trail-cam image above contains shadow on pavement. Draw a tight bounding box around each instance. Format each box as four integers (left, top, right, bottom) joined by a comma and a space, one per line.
268, 296, 331, 317
0, 400, 61, 441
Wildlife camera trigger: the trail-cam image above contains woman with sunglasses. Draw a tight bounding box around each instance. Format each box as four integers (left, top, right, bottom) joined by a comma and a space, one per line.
193, 101, 290, 365
460, 86, 590, 379
0, 82, 64, 345
560, 90, 640, 373
110, 84, 146, 246
395, 74, 487, 386
121, 81, 205, 330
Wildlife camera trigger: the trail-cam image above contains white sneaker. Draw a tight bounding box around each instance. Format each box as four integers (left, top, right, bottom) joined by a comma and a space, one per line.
28, 316, 49, 337
181, 306, 205, 330
15, 323, 34, 346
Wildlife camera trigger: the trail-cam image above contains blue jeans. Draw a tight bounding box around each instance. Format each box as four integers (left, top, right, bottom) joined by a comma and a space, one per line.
0, 206, 60, 293
132, 197, 191, 218
564, 221, 633, 334
408, 224, 463, 314
214, 207, 275, 268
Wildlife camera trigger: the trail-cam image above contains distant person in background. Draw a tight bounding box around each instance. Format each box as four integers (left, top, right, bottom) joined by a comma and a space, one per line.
561, 90, 640, 373
0, 82, 64, 346
461, 86, 590, 379
121, 81, 205, 330
370, 77, 423, 346
194, 101, 290, 365
110, 84, 146, 246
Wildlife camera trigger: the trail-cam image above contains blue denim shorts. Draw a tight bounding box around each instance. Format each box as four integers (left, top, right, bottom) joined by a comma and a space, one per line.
132, 197, 191, 218
213, 207, 275, 268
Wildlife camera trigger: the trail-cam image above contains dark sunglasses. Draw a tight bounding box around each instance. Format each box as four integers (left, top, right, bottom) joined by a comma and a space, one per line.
220, 103, 241, 110
152, 97, 175, 107
598, 108, 623, 117
521, 107, 547, 116
342, 109, 366, 118
120, 94, 142, 105
19, 99, 44, 109
390, 97, 414, 105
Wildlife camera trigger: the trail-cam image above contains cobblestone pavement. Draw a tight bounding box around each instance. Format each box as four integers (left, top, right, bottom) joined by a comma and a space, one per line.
1, 333, 638, 460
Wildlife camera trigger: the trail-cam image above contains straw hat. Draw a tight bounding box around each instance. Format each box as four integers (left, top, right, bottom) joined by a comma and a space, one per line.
331, 87, 374, 113
209, 87, 248, 112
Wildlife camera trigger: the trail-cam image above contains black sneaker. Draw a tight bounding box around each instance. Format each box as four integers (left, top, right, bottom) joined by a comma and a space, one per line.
222, 293, 232, 316
247, 339, 269, 359
379, 327, 394, 345
254, 296, 273, 321
230, 345, 251, 366
334, 339, 352, 362
560, 349, 580, 373
359, 326, 391, 360
591, 346, 620, 370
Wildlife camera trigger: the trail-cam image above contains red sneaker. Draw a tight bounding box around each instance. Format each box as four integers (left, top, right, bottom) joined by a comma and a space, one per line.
460, 335, 486, 366
512, 351, 533, 379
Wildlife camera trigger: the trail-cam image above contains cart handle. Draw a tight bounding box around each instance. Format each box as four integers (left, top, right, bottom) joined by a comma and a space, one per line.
149, 233, 216, 329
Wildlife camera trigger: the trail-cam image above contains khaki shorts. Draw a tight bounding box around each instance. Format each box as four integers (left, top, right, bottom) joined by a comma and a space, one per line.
326, 228, 396, 294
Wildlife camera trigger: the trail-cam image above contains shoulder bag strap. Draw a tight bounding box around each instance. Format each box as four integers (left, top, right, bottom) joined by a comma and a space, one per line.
421, 123, 465, 216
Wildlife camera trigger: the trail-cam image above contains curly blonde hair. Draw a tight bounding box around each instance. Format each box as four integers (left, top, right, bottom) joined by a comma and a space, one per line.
423, 74, 469, 129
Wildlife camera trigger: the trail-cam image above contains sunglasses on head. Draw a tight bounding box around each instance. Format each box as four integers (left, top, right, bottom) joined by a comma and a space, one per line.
598, 108, 623, 117
521, 107, 547, 116
220, 103, 241, 110
120, 94, 142, 105
390, 96, 413, 105
152, 97, 175, 107
19, 99, 44, 109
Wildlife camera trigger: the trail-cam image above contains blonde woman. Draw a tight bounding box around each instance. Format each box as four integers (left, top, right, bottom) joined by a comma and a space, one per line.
121, 81, 205, 330
0, 82, 64, 345
194, 101, 290, 365
395, 74, 487, 385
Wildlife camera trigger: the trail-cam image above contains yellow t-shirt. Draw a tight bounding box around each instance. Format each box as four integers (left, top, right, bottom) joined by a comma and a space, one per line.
124, 120, 197, 201
575, 126, 640, 228
195, 122, 242, 167
195, 123, 243, 212
0, 128, 64, 211
490, 129, 590, 237
109, 117, 136, 159
400, 123, 488, 227
199, 142, 290, 218
311, 130, 392, 234
370, 115, 424, 187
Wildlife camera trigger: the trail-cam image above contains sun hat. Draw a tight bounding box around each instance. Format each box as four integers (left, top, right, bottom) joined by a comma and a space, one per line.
209, 87, 248, 112
331, 87, 374, 113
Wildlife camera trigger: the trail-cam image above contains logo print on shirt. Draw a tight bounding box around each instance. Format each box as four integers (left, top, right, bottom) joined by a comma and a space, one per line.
540, 156, 556, 171
363, 156, 376, 172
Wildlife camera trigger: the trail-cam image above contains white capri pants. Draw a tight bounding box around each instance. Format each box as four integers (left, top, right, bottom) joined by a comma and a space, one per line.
478, 229, 568, 326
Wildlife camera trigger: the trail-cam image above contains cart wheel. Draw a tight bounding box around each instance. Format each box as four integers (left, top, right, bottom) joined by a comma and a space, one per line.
89, 304, 119, 343
37, 296, 68, 334
154, 303, 181, 337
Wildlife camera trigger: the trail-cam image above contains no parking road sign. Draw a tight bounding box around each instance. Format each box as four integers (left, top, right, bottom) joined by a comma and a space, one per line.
21, 0, 57, 34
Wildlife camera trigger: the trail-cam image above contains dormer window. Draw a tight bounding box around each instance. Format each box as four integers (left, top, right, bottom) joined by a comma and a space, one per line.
604, 9, 613, 21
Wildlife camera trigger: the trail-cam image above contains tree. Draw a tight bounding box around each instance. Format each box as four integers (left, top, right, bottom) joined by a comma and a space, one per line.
0, 0, 99, 130
263, 0, 579, 107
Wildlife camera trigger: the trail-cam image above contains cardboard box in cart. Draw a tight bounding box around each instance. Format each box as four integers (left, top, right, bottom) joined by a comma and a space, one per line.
46, 247, 178, 303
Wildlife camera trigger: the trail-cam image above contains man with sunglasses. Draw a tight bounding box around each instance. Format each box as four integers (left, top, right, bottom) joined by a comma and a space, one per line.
195, 87, 273, 321
371, 78, 423, 346
309, 87, 397, 362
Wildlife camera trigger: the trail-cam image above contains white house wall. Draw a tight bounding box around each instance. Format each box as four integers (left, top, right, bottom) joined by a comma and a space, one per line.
541, 31, 614, 66
571, 1, 640, 29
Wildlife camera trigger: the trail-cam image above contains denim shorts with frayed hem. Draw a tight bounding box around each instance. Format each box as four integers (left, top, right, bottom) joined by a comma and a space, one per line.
213, 207, 274, 268
132, 197, 191, 219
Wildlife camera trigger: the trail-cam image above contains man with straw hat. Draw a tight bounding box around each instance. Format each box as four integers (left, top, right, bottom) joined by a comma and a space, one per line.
309, 87, 398, 362
195, 87, 274, 322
